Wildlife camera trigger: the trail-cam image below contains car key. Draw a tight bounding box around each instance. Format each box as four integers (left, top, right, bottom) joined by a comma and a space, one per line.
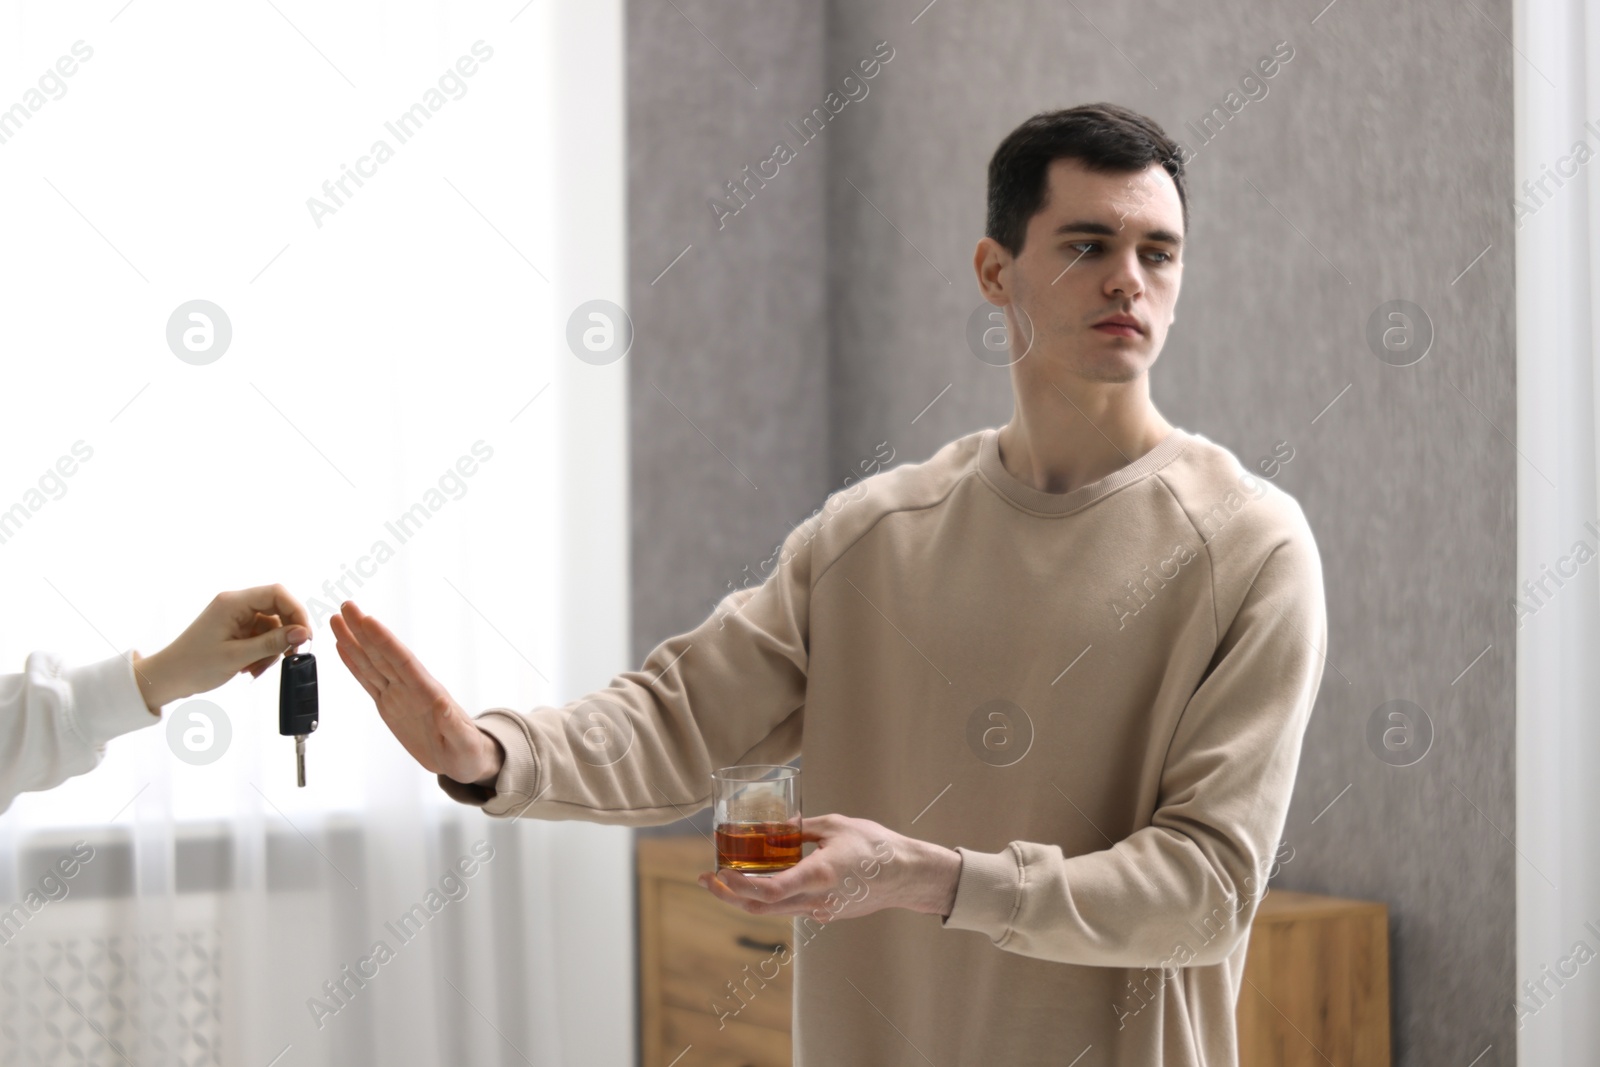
278, 649, 319, 787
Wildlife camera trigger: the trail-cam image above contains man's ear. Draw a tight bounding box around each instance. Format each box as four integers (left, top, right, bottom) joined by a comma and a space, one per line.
972, 236, 1011, 303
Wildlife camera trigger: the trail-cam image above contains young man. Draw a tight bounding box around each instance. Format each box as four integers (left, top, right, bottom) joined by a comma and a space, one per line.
333, 103, 1327, 1066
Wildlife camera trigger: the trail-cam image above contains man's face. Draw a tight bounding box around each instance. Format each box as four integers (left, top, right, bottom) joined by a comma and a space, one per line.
999, 158, 1184, 385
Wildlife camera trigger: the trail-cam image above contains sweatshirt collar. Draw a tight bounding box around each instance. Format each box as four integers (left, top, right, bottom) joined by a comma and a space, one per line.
976, 424, 1190, 516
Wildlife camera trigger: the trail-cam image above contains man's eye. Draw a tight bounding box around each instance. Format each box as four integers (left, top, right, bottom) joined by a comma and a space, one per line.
1066, 242, 1172, 264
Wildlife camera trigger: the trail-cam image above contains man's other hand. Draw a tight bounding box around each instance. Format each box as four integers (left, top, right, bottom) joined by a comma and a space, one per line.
697, 814, 963, 922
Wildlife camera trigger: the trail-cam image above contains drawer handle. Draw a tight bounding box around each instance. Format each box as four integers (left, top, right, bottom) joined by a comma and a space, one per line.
735, 934, 788, 955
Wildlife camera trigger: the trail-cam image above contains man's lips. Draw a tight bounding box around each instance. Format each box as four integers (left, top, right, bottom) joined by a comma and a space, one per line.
1092, 321, 1143, 336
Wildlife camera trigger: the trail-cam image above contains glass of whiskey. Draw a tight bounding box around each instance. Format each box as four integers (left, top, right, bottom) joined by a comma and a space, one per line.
711, 764, 802, 876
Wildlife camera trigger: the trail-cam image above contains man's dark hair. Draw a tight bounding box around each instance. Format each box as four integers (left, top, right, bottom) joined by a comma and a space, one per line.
985, 103, 1188, 257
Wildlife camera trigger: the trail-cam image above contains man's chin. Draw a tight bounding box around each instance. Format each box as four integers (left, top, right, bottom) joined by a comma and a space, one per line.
1078, 352, 1152, 384
1020, 342, 1157, 385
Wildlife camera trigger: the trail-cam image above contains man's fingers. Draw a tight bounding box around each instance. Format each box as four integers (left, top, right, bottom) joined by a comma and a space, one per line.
353, 611, 441, 693
335, 639, 383, 702
329, 612, 357, 648
339, 603, 459, 744
696, 872, 821, 916
336, 601, 368, 645
717, 869, 780, 902
796, 813, 846, 844
330, 614, 385, 700
331, 614, 381, 683
382, 634, 442, 693
345, 609, 404, 687
699, 873, 767, 911
333, 608, 401, 702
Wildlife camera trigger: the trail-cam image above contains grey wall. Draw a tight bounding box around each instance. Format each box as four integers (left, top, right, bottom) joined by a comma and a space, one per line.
626, 0, 831, 840
627, 2, 1516, 1063
625, 0, 831, 654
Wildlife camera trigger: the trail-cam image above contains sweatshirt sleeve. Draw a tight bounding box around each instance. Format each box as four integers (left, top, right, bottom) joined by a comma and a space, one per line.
940, 530, 1328, 968
0, 650, 161, 815
437, 511, 819, 826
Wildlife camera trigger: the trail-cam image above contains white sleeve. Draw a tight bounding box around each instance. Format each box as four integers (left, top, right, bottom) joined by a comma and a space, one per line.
0, 650, 160, 815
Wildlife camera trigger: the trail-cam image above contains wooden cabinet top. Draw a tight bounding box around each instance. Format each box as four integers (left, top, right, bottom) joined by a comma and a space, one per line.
1255, 888, 1387, 923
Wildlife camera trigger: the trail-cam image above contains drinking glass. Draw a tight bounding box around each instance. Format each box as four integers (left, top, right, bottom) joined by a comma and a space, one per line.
711, 764, 802, 876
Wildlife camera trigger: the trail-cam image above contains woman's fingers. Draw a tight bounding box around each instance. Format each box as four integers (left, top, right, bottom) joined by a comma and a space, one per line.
243, 612, 279, 638
237, 613, 280, 676
229, 584, 311, 630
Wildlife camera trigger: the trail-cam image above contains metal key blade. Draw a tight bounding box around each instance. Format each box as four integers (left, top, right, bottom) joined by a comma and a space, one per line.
296, 735, 307, 787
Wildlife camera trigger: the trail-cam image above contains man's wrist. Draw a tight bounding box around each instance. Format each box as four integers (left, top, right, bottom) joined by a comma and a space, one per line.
910, 839, 963, 917
469, 728, 506, 787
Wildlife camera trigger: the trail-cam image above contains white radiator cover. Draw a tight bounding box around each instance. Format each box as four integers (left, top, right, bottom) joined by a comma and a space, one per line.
0, 894, 233, 1066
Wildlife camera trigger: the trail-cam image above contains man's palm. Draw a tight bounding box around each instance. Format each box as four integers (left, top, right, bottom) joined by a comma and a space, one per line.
330, 601, 499, 785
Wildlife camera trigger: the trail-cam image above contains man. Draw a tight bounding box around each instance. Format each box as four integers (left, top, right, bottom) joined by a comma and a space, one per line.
332, 102, 1327, 1065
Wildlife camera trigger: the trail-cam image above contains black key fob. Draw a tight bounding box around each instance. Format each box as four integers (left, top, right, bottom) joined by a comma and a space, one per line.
279, 651, 318, 788
279, 652, 319, 736
281, 652, 318, 735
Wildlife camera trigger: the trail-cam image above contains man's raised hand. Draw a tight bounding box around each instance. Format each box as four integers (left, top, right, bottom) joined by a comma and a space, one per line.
329, 600, 504, 786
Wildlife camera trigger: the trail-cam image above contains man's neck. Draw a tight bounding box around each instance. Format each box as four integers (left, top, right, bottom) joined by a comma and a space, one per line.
998, 379, 1172, 496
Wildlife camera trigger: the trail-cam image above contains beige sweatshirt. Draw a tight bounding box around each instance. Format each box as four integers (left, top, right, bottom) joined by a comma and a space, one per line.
440, 423, 1328, 1067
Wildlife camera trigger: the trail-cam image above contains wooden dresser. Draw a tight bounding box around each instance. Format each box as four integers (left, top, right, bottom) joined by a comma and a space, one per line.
639, 835, 796, 1066
638, 837, 1391, 1067
1238, 889, 1392, 1066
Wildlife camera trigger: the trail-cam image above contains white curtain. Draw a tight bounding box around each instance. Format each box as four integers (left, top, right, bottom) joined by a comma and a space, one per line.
0, 2, 632, 1064
1516, 0, 1600, 1062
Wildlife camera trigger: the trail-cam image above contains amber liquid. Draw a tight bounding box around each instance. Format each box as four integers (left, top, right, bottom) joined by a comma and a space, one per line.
715, 820, 802, 874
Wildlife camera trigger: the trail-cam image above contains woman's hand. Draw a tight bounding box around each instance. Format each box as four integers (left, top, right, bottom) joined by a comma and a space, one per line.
132, 584, 311, 713
330, 600, 505, 786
